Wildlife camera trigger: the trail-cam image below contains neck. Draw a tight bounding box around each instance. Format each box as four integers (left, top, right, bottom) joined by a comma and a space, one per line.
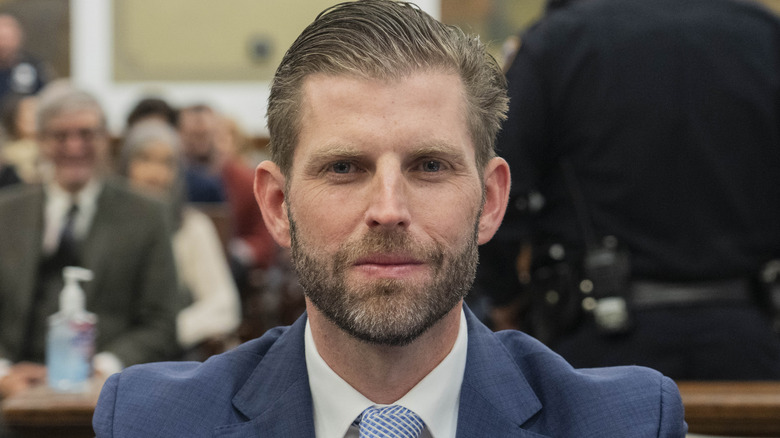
57, 181, 86, 195
308, 300, 463, 404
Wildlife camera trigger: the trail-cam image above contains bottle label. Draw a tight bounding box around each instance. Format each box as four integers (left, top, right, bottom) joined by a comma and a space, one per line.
46, 319, 96, 393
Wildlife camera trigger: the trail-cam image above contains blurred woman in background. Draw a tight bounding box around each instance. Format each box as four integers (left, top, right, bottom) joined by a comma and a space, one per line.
118, 118, 241, 357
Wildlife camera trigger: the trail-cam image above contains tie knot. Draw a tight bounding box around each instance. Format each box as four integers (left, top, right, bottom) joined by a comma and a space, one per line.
358, 405, 425, 438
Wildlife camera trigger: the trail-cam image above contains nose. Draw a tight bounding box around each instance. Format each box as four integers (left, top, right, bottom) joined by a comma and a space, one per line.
63, 133, 87, 154
364, 165, 411, 230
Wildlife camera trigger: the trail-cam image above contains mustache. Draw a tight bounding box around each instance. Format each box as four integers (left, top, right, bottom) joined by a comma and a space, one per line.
332, 230, 444, 271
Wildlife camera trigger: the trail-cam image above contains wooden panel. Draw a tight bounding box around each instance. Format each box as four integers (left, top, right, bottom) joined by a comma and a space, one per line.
1, 378, 103, 438
678, 381, 780, 437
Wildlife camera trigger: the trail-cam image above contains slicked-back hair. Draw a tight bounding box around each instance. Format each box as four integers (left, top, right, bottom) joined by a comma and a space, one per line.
266, 0, 508, 177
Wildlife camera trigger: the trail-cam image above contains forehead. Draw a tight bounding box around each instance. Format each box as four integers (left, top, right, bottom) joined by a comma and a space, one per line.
180, 109, 216, 126
45, 108, 102, 130
295, 72, 471, 162
136, 139, 175, 155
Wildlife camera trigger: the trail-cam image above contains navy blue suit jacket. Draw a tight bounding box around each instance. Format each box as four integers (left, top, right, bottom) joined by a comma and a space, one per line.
93, 306, 687, 437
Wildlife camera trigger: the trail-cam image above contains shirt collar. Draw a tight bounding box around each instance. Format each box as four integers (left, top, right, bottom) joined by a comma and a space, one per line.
43, 178, 103, 252
306, 308, 468, 438
46, 178, 102, 208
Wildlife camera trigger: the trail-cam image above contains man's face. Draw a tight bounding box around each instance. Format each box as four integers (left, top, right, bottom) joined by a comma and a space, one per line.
40, 109, 108, 193
286, 72, 484, 346
178, 110, 217, 163
0, 16, 21, 66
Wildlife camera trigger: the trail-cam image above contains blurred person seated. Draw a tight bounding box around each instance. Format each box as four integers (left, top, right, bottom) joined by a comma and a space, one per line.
176, 104, 226, 203
124, 96, 178, 129
213, 113, 294, 338
0, 93, 40, 183
215, 115, 268, 168
179, 104, 280, 290
118, 118, 241, 357
0, 14, 49, 101
213, 114, 279, 271
0, 83, 181, 403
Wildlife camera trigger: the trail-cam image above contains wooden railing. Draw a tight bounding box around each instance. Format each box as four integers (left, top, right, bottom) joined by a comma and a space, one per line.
677, 381, 780, 437
1, 378, 103, 438
3, 379, 780, 437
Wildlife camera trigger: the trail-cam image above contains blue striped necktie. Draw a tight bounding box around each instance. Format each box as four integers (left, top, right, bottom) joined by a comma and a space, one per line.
358, 405, 426, 438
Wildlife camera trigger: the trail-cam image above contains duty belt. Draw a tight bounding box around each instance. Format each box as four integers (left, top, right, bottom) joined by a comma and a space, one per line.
630, 278, 752, 309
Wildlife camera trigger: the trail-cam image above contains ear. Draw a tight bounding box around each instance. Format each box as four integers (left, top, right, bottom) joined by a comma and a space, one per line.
477, 157, 511, 244
254, 160, 291, 248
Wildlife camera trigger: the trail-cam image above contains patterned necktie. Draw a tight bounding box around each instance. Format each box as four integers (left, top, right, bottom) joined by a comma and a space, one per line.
358, 405, 426, 438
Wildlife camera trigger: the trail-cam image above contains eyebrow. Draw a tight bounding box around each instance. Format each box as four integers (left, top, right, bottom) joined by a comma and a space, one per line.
406, 141, 468, 164
301, 140, 470, 174
300, 145, 362, 174
306, 145, 364, 163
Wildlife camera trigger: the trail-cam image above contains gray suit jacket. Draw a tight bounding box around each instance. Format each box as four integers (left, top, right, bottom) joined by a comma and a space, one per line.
0, 180, 181, 366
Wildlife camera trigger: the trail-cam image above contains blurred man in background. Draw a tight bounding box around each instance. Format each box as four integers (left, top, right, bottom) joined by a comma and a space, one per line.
0, 84, 181, 406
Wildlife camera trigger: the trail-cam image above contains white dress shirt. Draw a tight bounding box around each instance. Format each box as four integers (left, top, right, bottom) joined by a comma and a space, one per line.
42, 179, 101, 255
306, 309, 468, 438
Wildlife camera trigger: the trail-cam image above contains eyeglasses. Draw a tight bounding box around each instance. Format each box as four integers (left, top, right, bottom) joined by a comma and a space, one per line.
45, 128, 105, 143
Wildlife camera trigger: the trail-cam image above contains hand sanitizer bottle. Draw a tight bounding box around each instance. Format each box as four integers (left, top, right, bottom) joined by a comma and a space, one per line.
46, 266, 97, 392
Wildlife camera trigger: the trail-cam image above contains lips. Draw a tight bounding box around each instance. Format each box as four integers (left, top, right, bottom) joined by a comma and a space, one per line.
354, 253, 423, 266
352, 253, 426, 278
58, 153, 93, 165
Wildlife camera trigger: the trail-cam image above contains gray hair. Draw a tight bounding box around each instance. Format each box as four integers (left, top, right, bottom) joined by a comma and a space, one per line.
35, 81, 107, 134
266, 0, 508, 177
118, 118, 187, 230
118, 118, 182, 176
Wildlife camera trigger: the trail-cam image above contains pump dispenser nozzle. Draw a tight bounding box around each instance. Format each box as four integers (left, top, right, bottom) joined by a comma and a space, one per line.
60, 266, 93, 315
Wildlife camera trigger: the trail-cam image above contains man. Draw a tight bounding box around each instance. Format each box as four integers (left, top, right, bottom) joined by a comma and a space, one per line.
0, 14, 48, 100
178, 103, 280, 299
480, 0, 780, 379
93, 1, 687, 436
0, 84, 181, 402
176, 103, 227, 203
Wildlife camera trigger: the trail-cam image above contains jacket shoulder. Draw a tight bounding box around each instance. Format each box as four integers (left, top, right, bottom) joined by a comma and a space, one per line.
0, 183, 41, 205
93, 326, 288, 437
494, 330, 686, 437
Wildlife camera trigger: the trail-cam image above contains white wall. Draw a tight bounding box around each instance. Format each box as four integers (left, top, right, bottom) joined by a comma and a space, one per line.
70, 0, 441, 137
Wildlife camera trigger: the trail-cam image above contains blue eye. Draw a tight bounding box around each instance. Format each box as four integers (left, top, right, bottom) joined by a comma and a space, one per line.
331, 162, 352, 174
422, 160, 441, 172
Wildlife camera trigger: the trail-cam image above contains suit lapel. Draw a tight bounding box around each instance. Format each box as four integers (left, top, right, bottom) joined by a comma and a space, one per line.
79, 182, 111, 303
214, 313, 316, 438
13, 189, 45, 312
456, 307, 550, 438
210, 307, 549, 438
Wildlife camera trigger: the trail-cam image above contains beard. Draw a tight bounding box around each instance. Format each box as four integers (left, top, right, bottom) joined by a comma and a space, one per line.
289, 211, 480, 347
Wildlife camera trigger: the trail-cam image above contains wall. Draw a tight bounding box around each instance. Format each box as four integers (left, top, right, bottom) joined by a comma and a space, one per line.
71, 0, 440, 137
